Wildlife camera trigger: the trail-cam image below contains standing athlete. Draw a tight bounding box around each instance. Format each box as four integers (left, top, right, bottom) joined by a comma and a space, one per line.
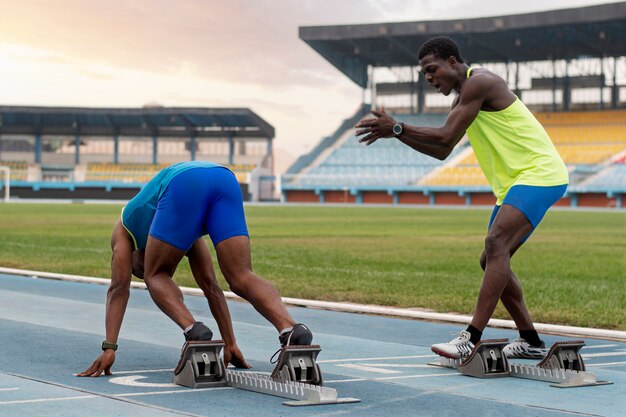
355, 37, 568, 359
79, 161, 312, 376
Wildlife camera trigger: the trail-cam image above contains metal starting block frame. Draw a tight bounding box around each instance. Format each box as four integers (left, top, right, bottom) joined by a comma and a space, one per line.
173, 340, 227, 388
510, 340, 612, 388
173, 342, 360, 406
270, 344, 323, 385
430, 339, 613, 388
226, 369, 360, 407
459, 339, 510, 378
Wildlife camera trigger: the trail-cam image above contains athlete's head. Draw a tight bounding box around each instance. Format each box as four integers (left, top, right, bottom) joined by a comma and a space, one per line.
418, 37, 465, 96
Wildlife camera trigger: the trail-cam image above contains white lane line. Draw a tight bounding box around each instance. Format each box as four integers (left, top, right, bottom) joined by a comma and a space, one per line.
0, 388, 236, 406
114, 387, 233, 397
355, 364, 435, 368
109, 376, 178, 388
586, 361, 626, 367
582, 344, 618, 349
325, 373, 457, 383
337, 364, 401, 374
318, 354, 434, 363
0, 395, 96, 405
582, 350, 626, 358
0, 388, 19, 392
113, 369, 172, 375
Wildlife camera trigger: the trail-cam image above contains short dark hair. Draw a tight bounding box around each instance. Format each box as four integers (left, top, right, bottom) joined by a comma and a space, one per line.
418, 37, 464, 63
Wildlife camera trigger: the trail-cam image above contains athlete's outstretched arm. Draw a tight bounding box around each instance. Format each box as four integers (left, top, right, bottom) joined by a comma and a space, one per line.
78, 220, 133, 377
355, 77, 487, 159
187, 239, 250, 369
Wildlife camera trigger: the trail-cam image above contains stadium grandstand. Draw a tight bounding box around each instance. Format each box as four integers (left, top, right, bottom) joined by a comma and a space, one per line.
282, 2, 626, 208
0, 106, 275, 201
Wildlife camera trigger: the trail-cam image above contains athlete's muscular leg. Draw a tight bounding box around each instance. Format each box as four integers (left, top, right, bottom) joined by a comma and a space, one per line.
215, 236, 294, 331
143, 236, 195, 330
479, 243, 535, 331
471, 204, 533, 331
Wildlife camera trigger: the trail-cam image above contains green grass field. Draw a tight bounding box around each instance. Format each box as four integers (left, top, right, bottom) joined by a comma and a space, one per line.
0, 203, 624, 330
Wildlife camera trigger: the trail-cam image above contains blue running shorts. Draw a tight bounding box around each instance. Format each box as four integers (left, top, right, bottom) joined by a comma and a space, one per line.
488, 184, 567, 243
149, 167, 249, 251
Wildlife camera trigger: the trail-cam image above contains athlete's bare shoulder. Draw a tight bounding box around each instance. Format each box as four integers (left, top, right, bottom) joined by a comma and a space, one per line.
463, 68, 515, 111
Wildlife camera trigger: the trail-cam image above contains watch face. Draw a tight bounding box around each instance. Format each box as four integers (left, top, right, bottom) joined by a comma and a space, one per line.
393, 124, 402, 135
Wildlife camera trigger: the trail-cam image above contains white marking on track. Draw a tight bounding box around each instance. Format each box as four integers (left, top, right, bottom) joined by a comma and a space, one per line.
108, 375, 178, 388
0, 395, 95, 405
586, 361, 626, 367
318, 354, 434, 363
337, 364, 401, 374
326, 373, 457, 383
582, 344, 618, 349
114, 387, 232, 397
0, 388, 19, 392
113, 369, 172, 375
582, 350, 626, 358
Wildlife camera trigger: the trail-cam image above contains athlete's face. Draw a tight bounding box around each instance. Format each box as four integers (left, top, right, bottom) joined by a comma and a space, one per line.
419, 54, 459, 96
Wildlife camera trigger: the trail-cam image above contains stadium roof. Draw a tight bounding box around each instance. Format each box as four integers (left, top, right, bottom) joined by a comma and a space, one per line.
0, 106, 275, 139
299, 2, 626, 87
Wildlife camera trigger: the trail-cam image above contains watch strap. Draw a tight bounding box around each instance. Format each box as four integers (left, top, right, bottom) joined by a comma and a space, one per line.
102, 341, 118, 351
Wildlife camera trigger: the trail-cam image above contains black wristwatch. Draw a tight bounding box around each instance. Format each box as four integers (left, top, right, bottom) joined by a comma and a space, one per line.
392, 122, 404, 137
101, 341, 118, 351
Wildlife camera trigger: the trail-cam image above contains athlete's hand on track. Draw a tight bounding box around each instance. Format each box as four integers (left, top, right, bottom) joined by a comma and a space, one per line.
355, 107, 397, 145
224, 343, 251, 369
77, 350, 115, 377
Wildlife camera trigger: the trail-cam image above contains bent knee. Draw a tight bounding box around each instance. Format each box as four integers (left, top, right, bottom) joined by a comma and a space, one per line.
479, 252, 487, 271
484, 233, 509, 258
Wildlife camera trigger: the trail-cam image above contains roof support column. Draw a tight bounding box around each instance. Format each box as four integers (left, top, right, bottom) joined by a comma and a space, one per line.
551, 60, 558, 112
563, 60, 571, 111
228, 134, 234, 165
266, 137, 273, 174
514, 62, 520, 97
611, 57, 618, 110
410, 66, 416, 114
34, 133, 41, 164
113, 134, 119, 164
152, 134, 158, 165
74, 132, 81, 165
417, 72, 425, 114
190, 133, 196, 161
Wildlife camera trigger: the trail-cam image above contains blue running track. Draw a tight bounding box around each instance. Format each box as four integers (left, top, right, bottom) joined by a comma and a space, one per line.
1, 273, 624, 417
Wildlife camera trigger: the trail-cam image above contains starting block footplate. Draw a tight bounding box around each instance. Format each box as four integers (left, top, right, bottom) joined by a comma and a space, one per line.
173, 340, 227, 388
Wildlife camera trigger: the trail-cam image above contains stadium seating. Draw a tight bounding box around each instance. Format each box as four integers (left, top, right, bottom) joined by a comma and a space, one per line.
85, 162, 255, 183
421, 109, 626, 188
581, 164, 626, 190
0, 160, 28, 181
284, 113, 460, 188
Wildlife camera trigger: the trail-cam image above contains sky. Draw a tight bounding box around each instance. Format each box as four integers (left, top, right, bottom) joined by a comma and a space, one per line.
0, 0, 622, 173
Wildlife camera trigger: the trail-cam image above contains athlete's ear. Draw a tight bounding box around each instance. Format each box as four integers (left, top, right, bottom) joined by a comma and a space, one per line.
448, 56, 458, 67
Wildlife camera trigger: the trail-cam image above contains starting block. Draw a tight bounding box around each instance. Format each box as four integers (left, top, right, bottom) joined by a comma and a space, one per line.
459, 339, 510, 378
510, 340, 612, 388
270, 345, 323, 385
430, 339, 613, 388
173, 340, 227, 388
173, 342, 360, 406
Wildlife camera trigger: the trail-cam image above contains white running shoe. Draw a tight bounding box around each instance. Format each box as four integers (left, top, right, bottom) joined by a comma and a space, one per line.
431, 331, 475, 359
503, 338, 548, 359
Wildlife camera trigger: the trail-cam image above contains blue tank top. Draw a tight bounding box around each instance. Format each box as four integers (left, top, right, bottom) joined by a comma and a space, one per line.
121, 161, 222, 249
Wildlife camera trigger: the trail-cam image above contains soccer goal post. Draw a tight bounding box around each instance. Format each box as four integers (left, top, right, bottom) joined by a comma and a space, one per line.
0, 166, 10, 202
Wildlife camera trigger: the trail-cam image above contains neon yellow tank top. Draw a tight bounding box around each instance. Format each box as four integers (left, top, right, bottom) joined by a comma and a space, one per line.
465, 67, 569, 205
